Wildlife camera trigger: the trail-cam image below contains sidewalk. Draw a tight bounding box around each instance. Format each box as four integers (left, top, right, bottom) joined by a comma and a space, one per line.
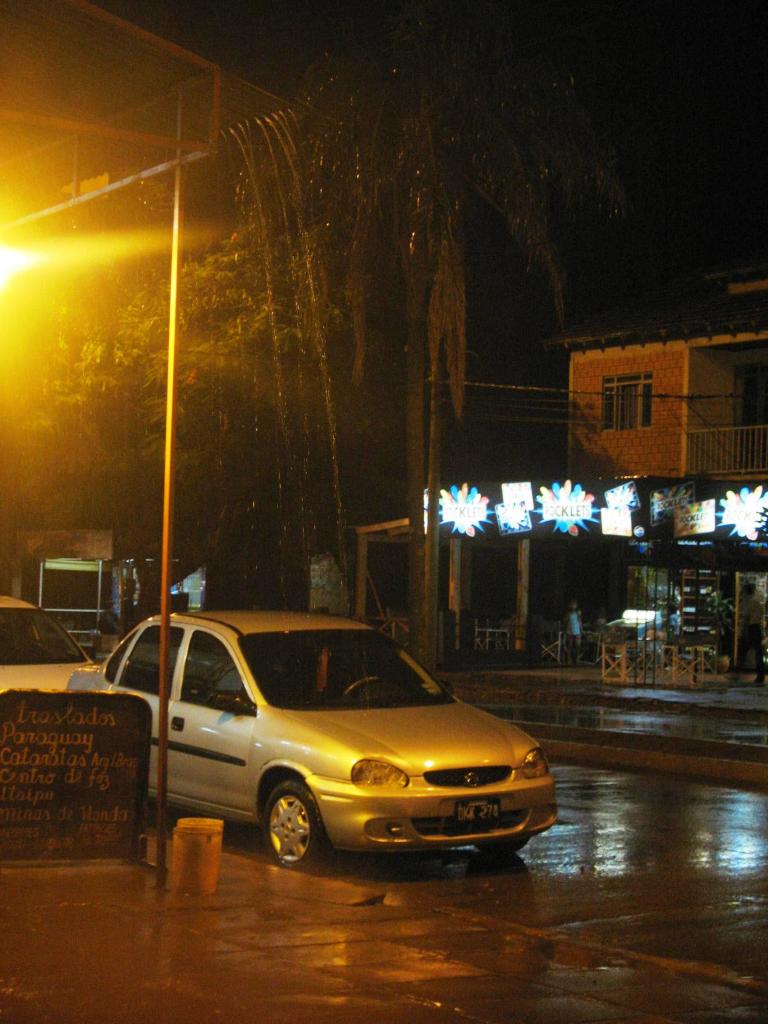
443, 663, 768, 788
3, 844, 767, 1024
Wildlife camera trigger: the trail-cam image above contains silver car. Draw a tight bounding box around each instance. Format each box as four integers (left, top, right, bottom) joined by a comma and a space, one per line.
0, 595, 91, 689
69, 611, 556, 869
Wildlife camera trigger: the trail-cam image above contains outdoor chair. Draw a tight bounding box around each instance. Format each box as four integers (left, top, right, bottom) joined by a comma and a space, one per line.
540, 627, 563, 664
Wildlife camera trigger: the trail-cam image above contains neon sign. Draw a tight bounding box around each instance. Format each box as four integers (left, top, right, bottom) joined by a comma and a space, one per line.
604, 480, 640, 511
440, 483, 491, 537
501, 481, 534, 510
718, 485, 768, 540
496, 481, 534, 535
650, 482, 694, 525
674, 499, 716, 537
537, 480, 597, 535
496, 502, 532, 535
601, 506, 633, 537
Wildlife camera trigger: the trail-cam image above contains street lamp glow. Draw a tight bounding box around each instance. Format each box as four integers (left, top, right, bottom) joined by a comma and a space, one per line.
0, 246, 41, 290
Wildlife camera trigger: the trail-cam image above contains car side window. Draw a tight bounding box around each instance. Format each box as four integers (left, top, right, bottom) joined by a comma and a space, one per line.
104, 632, 135, 683
180, 630, 248, 708
118, 625, 183, 695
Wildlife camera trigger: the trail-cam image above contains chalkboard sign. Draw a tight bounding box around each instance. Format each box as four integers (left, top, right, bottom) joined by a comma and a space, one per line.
0, 690, 151, 862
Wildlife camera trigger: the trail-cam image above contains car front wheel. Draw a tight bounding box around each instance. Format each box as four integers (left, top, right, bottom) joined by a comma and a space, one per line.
265, 780, 329, 870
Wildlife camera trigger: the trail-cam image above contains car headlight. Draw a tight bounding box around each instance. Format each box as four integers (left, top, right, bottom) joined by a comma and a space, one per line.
351, 759, 409, 788
520, 747, 549, 779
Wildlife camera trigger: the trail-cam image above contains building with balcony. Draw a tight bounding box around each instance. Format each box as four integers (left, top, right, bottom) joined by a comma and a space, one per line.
353, 267, 768, 670
544, 264, 768, 669
549, 265, 768, 480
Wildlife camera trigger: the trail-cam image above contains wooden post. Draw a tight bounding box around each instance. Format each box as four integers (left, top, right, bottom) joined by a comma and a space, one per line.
515, 539, 530, 653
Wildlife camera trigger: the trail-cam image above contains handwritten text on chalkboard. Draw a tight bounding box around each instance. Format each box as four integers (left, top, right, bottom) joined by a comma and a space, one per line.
0, 691, 151, 861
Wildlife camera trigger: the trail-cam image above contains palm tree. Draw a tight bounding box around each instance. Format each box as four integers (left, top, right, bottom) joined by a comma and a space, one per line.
297, 0, 622, 665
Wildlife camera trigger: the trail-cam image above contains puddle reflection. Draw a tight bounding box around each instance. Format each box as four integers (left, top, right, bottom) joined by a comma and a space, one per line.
487, 703, 768, 746
537, 766, 768, 880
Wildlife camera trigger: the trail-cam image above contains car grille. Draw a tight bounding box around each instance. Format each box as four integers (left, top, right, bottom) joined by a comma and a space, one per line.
423, 766, 511, 787
412, 808, 526, 837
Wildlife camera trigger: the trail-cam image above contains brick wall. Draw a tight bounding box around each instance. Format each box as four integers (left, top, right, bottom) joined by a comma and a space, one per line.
570, 344, 687, 477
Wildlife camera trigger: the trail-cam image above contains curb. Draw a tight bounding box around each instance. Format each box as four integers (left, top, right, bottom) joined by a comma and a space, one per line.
524, 721, 768, 789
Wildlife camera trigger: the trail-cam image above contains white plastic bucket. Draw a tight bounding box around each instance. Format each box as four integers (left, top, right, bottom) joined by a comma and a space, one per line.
170, 817, 224, 895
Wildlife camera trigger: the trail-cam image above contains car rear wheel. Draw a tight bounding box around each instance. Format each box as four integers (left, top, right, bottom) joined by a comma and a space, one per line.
265, 780, 329, 870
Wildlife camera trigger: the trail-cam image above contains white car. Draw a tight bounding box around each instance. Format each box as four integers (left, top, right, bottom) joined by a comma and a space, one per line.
69, 610, 557, 869
0, 596, 91, 689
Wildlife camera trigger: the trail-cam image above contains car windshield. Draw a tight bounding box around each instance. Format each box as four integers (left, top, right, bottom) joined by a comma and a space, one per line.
0, 609, 85, 665
238, 629, 453, 710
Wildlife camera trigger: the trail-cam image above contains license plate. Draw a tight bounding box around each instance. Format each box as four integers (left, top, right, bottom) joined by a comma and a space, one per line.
455, 797, 500, 828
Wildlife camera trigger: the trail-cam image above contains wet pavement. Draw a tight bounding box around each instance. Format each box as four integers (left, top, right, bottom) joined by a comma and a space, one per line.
486, 701, 768, 746
3, 819, 767, 1024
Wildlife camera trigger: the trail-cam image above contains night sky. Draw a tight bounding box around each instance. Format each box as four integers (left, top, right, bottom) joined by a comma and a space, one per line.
96, 0, 768, 485
98, 0, 768, 302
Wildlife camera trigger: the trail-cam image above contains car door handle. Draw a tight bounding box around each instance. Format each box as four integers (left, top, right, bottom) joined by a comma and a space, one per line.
171, 716, 185, 731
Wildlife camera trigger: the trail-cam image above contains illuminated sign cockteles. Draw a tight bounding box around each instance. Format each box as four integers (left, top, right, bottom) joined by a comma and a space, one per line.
718, 485, 768, 540
429, 476, 768, 543
674, 499, 716, 537
439, 483, 491, 537
537, 480, 597, 535
650, 482, 694, 525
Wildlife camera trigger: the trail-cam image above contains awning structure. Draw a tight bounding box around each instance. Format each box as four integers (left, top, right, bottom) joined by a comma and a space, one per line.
0, 0, 284, 232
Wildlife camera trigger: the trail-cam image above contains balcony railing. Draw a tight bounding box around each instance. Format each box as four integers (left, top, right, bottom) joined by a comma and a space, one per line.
687, 424, 768, 475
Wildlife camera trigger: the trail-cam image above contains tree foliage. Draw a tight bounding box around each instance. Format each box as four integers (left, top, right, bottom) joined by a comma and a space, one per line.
298, 0, 622, 411
291, 0, 623, 660
10, 212, 346, 609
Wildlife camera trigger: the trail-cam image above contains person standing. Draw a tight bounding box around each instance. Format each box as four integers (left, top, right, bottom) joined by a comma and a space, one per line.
667, 602, 681, 643
740, 582, 765, 685
563, 598, 583, 665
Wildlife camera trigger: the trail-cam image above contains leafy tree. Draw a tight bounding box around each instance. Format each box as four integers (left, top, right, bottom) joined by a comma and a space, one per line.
294, 0, 622, 664
10, 213, 346, 611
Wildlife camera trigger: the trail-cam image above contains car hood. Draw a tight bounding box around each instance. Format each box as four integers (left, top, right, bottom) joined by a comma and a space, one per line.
0, 661, 92, 691
272, 700, 539, 775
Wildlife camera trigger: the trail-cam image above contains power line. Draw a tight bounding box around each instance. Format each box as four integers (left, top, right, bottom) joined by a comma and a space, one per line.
463, 380, 737, 402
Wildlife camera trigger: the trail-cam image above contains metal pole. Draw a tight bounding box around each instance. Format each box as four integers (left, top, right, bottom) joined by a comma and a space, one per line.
156, 96, 184, 888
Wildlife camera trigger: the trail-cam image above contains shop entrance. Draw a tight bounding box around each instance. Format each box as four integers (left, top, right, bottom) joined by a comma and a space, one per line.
612, 564, 727, 685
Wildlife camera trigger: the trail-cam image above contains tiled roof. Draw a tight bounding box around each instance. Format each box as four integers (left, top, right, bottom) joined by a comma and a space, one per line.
548, 266, 768, 350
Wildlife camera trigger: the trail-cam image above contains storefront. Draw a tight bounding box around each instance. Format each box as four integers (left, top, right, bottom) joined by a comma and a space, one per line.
370, 475, 768, 665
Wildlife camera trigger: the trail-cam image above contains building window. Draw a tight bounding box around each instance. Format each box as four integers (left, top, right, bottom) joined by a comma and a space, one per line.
602, 372, 652, 430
